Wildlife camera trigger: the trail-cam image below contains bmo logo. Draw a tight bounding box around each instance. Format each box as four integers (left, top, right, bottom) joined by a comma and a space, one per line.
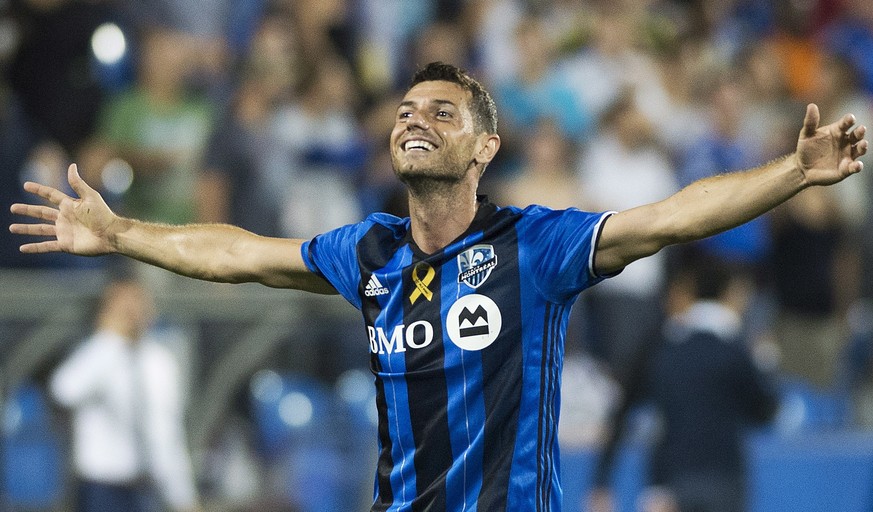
368, 321, 433, 354
446, 294, 502, 351
367, 294, 503, 354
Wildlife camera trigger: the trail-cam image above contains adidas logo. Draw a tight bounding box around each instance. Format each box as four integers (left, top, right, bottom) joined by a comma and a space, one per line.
364, 275, 390, 297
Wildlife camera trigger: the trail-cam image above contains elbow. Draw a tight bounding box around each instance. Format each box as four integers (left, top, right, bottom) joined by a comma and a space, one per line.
648, 201, 714, 249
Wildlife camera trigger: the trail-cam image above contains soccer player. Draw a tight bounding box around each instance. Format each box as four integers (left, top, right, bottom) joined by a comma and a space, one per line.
9, 62, 868, 511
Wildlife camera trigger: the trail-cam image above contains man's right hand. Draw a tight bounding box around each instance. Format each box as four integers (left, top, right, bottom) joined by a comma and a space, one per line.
11, 163, 336, 293
10, 163, 120, 256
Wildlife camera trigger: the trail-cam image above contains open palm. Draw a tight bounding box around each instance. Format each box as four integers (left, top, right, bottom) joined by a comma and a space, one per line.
10, 164, 119, 256
796, 104, 868, 186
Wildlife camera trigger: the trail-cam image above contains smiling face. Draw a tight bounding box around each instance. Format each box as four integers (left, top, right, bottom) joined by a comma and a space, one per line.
390, 80, 489, 188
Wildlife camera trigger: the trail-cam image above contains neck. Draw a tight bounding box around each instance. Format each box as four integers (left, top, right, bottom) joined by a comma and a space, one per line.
99, 320, 140, 342
406, 177, 479, 254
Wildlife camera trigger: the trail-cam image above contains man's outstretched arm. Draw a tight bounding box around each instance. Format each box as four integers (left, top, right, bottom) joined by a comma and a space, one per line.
9, 164, 336, 293
595, 103, 868, 275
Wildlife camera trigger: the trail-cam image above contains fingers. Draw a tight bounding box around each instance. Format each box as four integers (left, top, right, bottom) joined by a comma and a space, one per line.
18, 240, 62, 254
838, 113, 858, 133
845, 158, 864, 174
20, 163, 92, 205
9, 221, 60, 254
22, 180, 71, 206
9, 203, 58, 222
802, 103, 820, 137
848, 124, 866, 144
67, 163, 94, 198
851, 139, 869, 165
9, 222, 56, 237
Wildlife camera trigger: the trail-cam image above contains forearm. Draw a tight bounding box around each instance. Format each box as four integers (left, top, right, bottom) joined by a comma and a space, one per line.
108, 218, 323, 290
110, 219, 242, 280
597, 154, 807, 274
660, 154, 806, 244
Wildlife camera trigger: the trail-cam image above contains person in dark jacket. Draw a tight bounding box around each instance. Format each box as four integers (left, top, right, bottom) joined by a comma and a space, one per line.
590, 253, 780, 512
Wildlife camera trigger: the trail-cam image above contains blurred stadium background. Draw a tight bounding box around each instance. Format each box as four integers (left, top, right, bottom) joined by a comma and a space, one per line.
1, 0, 873, 510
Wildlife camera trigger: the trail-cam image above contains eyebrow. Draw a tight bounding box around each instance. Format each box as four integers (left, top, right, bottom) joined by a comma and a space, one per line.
398, 99, 458, 109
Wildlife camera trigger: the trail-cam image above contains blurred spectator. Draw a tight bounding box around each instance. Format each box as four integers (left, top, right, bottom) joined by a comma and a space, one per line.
0, 82, 42, 267
267, 52, 366, 238
563, 4, 672, 132
357, 92, 409, 217
807, 54, 873, 305
683, 0, 774, 63
1, 0, 116, 269
495, 117, 580, 209
467, 0, 525, 85
823, 0, 873, 96
286, 0, 356, 77
589, 253, 779, 512
810, 54, 873, 227
769, 0, 828, 102
648, 36, 712, 158
6, 0, 119, 155
677, 73, 771, 267
120, 0, 267, 102
0, 82, 104, 269
769, 186, 860, 390
492, 13, 593, 146
49, 277, 201, 512
576, 92, 679, 387
355, 0, 439, 95
397, 18, 475, 92
85, 27, 216, 225
735, 40, 800, 161
198, 11, 303, 235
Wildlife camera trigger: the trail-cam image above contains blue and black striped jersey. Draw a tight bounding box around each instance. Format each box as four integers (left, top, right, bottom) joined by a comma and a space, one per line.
301, 200, 613, 511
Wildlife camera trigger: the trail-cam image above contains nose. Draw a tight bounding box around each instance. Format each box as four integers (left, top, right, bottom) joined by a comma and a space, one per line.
406, 110, 430, 131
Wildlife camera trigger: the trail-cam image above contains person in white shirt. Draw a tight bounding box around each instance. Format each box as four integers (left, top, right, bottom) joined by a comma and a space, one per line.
50, 278, 201, 512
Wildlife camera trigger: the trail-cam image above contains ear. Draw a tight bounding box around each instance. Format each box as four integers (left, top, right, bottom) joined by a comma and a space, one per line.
473, 133, 501, 165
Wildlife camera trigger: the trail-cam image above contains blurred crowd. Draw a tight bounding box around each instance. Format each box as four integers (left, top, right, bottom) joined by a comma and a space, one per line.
2, 0, 873, 510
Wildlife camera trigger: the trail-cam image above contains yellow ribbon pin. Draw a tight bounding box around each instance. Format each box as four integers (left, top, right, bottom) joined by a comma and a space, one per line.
409, 262, 435, 305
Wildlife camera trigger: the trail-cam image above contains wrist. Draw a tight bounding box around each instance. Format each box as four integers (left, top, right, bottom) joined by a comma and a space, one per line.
783, 152, 811, 190
106, 215, 133, 254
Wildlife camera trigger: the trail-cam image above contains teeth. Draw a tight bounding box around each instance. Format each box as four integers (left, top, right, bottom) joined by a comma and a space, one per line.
404, 140, 436, 151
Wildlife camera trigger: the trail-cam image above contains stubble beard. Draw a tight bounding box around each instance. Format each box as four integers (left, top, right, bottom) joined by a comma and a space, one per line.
396, 167, 463, 197
392, 135, 479, 198
393, 155, 471, 198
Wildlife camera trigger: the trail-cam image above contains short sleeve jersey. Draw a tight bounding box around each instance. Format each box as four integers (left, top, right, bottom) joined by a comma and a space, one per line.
301, 200, 613, 511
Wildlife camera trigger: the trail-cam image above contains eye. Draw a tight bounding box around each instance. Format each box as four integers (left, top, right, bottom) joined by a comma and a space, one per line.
398, 111, 412, 119
436, 110, 451, 118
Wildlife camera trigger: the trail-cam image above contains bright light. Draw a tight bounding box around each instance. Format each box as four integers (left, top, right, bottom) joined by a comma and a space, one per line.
91, 23, 126, 65
101, 158, 134, 195
279, 392, 314, 427
251, 370, 284, 403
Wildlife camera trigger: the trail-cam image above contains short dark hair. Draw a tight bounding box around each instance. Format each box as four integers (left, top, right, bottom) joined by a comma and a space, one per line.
410, 62, 498, 135
675, 250, 748, 301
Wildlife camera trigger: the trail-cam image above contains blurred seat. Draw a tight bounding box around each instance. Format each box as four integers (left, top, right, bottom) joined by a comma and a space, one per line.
1, 382, 66, 510
249, 370, 367, 511
747, 429, 873, 512
775, 377, 851, 433
249, 370, 337, 456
